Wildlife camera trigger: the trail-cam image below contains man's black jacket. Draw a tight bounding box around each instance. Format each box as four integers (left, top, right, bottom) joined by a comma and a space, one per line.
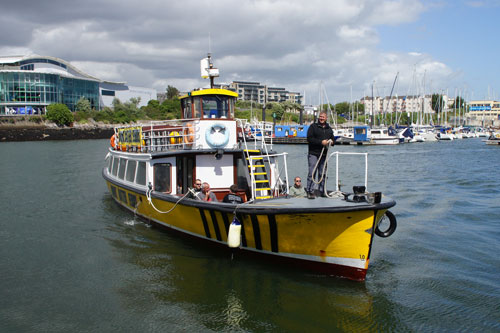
307, 122, 335, 156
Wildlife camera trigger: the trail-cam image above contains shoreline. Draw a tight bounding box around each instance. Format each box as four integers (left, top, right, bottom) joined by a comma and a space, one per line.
0, 124, 115, 142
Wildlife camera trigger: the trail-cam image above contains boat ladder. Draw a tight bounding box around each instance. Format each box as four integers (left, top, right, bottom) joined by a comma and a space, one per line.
237, 119, 289, 201
245, 149, 272, 200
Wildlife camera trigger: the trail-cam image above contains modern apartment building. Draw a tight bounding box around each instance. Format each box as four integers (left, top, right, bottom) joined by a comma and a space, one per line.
467, 100, 500, 123
215, 81, 302, 105
0, 55, 156, 115
361, 95, 434, 115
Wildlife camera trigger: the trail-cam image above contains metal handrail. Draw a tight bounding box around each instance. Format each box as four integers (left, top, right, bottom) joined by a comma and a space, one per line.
328, 152, 368, 192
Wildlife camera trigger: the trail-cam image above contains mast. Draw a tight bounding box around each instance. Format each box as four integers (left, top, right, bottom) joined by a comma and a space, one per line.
370, 82, 374, 127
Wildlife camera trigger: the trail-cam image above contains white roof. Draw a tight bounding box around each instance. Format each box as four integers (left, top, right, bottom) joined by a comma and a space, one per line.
0, 54, 122, 84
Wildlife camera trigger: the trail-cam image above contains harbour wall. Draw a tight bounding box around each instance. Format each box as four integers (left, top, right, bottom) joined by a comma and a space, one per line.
0, 125, 114, 142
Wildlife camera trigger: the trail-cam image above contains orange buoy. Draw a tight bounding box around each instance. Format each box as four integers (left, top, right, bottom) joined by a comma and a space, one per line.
184, 123, 195, 144
110, 134, 117, 149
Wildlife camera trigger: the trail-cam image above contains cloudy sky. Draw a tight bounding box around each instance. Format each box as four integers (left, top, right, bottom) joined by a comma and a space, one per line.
1, 0, 498, 103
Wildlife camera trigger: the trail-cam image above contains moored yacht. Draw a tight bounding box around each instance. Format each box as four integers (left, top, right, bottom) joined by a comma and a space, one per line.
370, 127, 399, 145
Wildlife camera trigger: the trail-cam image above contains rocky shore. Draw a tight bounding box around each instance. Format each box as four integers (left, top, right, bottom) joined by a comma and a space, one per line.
0, 122, 115, 142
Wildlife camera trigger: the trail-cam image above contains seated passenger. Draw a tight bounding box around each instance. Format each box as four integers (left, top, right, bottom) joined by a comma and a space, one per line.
197, 182, 218, 202
289, 177, 306, 198
187, 179, 202, 199
222, 184, 243, 204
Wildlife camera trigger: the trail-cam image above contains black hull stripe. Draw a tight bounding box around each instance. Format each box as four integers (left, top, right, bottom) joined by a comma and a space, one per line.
236, 213, 247, 247
199, 209, 211, 238
221, 212, 230, 235
268, 214, 278, 253
367, 209, 379, 260
250, 214, 262, 250
209, 210, 222, 241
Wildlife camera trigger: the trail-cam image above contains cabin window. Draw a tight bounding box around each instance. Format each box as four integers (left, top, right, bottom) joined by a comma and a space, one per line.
118, 158, 127, 179
111, 157, 120, 176
111, 157, 119, 176
355, 128, 366, 134
126, 160, 137, 182
136, 162, 146, 185
202, 95, 231, 119
193, 98, 201, 118
154, 163, 172, 193
182, 98, 192, 119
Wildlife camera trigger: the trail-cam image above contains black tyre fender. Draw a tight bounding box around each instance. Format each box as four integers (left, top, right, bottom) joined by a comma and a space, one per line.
375, 210, 397, 238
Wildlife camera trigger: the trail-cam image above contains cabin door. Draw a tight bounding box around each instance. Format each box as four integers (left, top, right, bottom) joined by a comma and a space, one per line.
176, 156, 195, 194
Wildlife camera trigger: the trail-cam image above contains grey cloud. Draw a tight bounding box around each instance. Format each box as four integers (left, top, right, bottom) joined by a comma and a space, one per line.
0, 0, 457, 101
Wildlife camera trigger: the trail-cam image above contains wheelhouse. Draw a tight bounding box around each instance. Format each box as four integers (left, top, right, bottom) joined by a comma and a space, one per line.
180, 89, 238, 120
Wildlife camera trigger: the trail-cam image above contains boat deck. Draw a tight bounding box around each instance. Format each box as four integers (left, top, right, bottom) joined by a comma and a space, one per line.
235, 194, 395, 214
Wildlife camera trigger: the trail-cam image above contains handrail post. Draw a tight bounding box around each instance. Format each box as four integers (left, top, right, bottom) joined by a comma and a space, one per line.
364, 153, 368, 191
335, 152, 339, 192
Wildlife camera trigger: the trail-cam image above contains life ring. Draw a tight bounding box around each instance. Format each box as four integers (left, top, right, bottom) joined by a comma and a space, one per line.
205, 122, 229, 148
375, 210, 397, 238
184, 123, 195, 144
110, 134, 117, 149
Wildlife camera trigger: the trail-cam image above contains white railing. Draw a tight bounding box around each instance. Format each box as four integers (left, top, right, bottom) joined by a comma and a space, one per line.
113, 119, 199, 152
328, 152, 368, 192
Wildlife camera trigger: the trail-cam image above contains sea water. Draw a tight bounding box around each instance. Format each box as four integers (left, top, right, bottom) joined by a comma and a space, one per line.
0, 139, 499, 332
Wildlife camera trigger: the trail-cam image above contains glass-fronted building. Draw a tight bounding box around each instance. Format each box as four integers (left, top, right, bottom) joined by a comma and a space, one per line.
0, 55, 156, 115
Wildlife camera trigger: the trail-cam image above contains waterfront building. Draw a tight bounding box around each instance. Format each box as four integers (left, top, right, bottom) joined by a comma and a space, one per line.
466, 100, 500, 126
215, 81, 302, 105
0, 55, 156, 115
361, 95, 434, 116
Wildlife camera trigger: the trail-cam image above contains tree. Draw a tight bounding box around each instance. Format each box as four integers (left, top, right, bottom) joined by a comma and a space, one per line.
266, 102, 285, 120
453, 96, 466, 109
432, 94, 445, 112
75, 97, 91, 113
335, 102, 350, 118
166, 85, 180, 100
46, 103, 74, 126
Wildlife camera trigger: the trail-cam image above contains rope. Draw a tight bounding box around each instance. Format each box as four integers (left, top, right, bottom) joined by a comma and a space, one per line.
146, 188, 196, 214
310, 141, 343, 198
311, 140, 333, 185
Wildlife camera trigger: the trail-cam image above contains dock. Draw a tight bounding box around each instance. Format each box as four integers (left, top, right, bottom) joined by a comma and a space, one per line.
264, 137, 308, 144
263, 137, 375, 145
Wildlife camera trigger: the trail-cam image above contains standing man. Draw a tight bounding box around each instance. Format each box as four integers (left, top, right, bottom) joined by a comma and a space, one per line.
306, 111, 335, 199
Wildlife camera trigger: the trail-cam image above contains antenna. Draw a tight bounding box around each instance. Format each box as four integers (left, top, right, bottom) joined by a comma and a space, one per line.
200, 33, 219, 88
208, 32, 212, 54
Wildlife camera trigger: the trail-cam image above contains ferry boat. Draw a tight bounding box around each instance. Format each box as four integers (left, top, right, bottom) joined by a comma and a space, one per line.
102, 55, 398, 281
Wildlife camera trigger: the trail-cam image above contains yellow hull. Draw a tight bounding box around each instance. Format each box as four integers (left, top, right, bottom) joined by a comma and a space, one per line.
106, 181, 389, 281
